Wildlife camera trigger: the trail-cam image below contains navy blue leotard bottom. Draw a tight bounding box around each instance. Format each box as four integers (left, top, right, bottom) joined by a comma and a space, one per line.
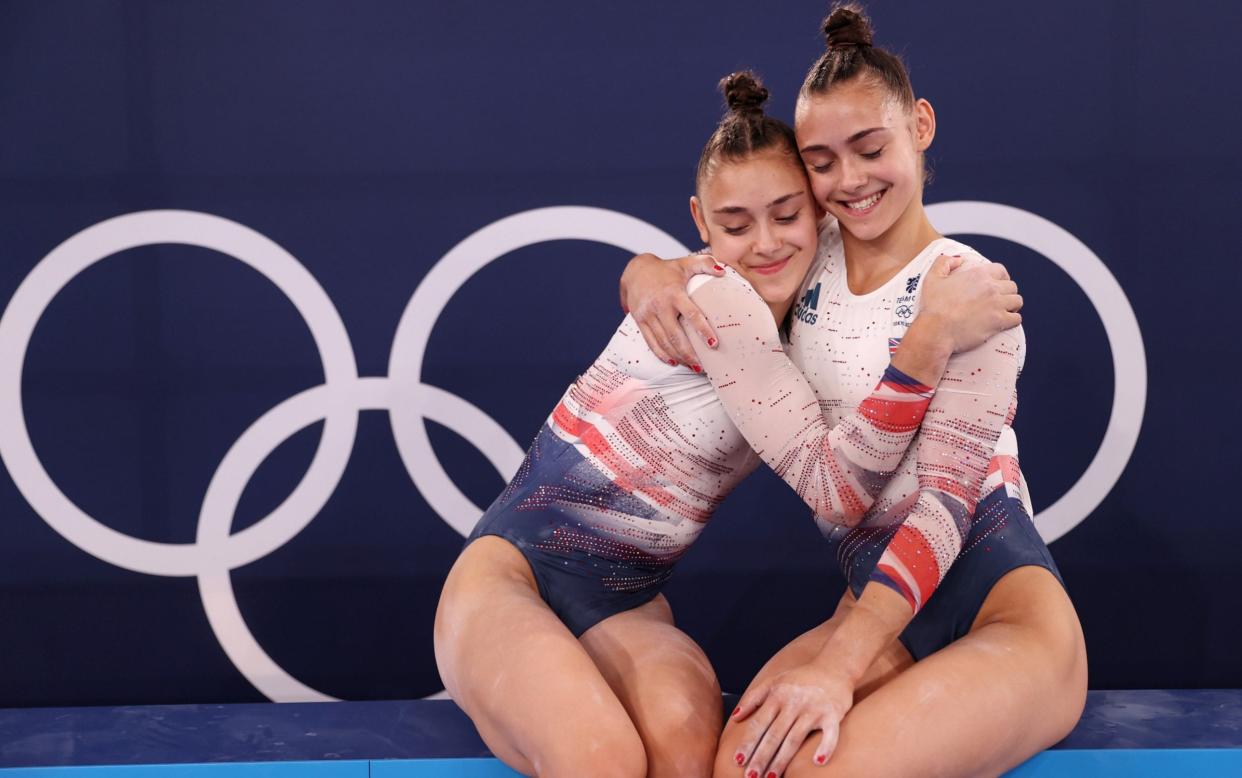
470, 427, 1063, 653
849, 488, 1064, 661
467, 425, 672, 638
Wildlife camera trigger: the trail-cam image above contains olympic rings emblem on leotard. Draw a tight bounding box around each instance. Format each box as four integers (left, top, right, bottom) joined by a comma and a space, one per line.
0, 203, 1143, 702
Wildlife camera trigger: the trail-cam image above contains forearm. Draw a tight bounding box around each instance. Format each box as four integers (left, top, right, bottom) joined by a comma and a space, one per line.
694, 279, 933, 524
619, 253, 665, 313
810, 582, 912, 684
871, 327, 1023, 613
889, 312, 954, 387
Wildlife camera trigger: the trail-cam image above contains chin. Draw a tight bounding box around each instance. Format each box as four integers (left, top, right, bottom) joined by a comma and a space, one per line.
831, 210, 892, 241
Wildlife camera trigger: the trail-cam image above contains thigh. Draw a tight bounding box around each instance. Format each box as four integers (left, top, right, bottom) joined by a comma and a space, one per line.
434, 536, 645, 778
580, 595, 723, 778
779, 566, 1087, 778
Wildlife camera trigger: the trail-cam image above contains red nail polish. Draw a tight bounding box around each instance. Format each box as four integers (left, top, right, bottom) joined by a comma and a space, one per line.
816, 754, 827, 764
747, 771, 758, 778
735, 752, 745, 764
691, 364, 702, 373
714, 264, 724, 271
707, 337, 718, 347
668, 359, 677, 366
767, 772, 778, 778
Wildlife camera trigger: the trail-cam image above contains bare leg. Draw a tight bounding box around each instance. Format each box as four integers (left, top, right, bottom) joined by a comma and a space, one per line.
581, 595, 723, 778
434, 537, 645, 778
715, 566, 1087, 778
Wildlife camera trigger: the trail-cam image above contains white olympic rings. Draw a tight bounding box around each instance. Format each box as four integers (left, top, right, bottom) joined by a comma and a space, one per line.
927, 202, 1147, 543
0, 203, 1142, 701
0, 207, 687, 702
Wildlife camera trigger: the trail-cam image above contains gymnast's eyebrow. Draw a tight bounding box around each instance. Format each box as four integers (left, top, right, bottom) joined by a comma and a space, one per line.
800, 127, 887, 154
766, 191, 804, 208
713, 190, 804, 214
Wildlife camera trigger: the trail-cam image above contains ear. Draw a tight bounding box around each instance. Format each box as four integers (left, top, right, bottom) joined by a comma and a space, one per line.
689, 195, 712, 247
913, 98, 936, 152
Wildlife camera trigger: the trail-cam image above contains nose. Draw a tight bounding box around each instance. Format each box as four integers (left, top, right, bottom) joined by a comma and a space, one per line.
839, 156, 867, 193
754, 220, 782, 255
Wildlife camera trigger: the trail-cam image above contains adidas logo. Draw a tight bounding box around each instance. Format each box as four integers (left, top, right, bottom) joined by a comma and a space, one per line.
794, 282, 821, 325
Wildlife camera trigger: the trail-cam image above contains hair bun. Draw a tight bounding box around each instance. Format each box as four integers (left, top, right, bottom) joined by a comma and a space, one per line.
823, 4, 873, 49
720, 71, 770, 116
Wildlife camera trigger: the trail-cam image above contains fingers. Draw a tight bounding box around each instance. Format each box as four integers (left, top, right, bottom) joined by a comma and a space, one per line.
734, 699, 777, 777
765, 714, 818, 777
683, 253, 725, 279
996, 279, 1019, 297
676, 297, 718, 352
986, 261, 1012, 281
928, 254, 953, 278
811, 718, 841, 768
739, 707, 791, 778
733, 683, 770, 722
1002, 292, 1023, 313
635, 318, 675, 366
657, 293, 701, 368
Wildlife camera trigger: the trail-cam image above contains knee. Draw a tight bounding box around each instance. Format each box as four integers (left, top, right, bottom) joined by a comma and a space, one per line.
640, 694, 721, 778
539, 728, 647, 778
1049, 633, 1089, 744
712, 728, 750, 778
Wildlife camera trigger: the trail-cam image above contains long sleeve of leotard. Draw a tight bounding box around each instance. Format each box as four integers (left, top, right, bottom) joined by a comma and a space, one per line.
866, 317, 1022, 614
690, 273, 935, 527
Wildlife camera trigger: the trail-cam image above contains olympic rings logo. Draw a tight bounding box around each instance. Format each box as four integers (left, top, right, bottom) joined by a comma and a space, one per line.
0, 204, 1144, 702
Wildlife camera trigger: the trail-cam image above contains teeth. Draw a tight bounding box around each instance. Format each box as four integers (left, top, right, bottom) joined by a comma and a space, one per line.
845, 191, 883, 211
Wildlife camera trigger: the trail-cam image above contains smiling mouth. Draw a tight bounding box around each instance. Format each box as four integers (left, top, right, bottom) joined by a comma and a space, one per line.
840, 188, 886, 215
750, 256, 791, 275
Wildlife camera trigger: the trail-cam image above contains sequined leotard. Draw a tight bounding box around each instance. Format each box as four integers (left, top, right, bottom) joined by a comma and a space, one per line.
469, 268, 934, 636
772, 219, 1061, 658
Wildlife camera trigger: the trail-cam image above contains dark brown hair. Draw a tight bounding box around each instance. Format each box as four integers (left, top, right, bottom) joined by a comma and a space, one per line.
801, 3, 915, 109
695, 71, 799, 192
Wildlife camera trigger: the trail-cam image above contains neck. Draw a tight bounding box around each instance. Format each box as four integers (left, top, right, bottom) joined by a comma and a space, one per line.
841, 198, 940, 294
768, 296, 795, 325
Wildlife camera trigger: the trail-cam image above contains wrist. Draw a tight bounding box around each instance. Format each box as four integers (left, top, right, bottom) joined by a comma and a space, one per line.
909, 310, 955, 352
810, 586, 913, 683
892, 315, 953, 385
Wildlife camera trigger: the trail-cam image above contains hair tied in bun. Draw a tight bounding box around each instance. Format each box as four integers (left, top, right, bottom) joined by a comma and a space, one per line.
823, 4, 874, 49
722, 71, 770, 117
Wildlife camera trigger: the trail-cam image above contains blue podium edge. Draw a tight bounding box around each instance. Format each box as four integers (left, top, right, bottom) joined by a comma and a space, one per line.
0, 762, 370, 777
7, 751, 1242, 777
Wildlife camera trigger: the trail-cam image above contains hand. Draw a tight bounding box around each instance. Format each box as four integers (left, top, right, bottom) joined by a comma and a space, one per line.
619, 252, 724, 366
919, 254, 1022, 353
732, 663, 855, 776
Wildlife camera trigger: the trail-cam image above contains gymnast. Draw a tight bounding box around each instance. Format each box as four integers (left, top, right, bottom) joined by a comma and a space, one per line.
434, 64, 1023, 777
619, 5, 1087, 777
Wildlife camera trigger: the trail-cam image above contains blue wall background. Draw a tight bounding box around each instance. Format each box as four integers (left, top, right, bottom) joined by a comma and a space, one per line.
0, 0, 1237, 706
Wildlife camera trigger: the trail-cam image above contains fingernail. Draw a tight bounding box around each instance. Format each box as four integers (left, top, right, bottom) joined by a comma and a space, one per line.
691, 364, 702, 373
668, 359, 677, 366
707, 337, 718, 348
732, 706, 741, 717
735, 752, 745, 764
713, 264, 724, 271
767, 772, 778, 778
816, 754, 827, 764
747, 771, 758, 778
